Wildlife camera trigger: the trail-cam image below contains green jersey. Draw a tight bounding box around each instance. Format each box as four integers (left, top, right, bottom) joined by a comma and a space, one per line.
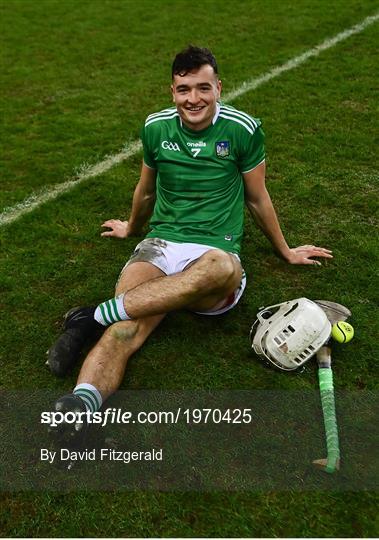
141, 103, 265, 254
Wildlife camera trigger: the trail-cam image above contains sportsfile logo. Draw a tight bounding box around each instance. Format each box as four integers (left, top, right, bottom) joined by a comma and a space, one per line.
162, 140, 180, 151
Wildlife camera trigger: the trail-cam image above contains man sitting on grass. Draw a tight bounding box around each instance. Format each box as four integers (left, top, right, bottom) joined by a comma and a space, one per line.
48, 45, 332, 437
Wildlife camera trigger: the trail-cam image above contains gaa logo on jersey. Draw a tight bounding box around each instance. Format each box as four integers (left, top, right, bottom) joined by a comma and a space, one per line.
216, 141, 230, 158
162, 141, 180, 152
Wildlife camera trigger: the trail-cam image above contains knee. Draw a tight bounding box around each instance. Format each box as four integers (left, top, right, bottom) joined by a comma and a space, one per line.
201, 250, 240, 290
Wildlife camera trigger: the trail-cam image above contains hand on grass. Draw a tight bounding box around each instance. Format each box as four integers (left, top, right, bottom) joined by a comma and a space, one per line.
101, 219, 130, 238
285, 245, 333, 266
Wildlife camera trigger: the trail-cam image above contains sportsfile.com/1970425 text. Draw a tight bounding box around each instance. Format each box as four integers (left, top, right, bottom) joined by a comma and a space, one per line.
40, 407, 254, 428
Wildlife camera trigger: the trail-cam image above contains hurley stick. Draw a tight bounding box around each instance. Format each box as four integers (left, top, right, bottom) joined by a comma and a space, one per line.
313, 300, 351, 473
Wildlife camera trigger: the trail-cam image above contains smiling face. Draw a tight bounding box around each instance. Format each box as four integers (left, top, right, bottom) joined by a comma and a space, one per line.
171, 64, 222, 131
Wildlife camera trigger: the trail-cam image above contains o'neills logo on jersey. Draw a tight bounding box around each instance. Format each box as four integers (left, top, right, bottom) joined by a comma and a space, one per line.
187, 141, 206, 147
162, 141, 180, 152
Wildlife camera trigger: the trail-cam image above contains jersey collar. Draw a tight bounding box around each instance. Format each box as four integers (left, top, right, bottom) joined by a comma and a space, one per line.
212, 102, 221, 124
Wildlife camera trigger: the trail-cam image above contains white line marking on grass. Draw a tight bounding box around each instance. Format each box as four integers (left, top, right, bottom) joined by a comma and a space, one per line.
0, 141, 142, 227
1, 11, 378, 228
223, 12, 379, 102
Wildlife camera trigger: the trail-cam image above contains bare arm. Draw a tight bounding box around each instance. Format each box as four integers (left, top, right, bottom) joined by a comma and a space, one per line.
243, 162, 333, 265
101, 162, 157, 239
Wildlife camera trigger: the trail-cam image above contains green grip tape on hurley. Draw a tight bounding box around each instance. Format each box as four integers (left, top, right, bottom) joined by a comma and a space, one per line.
319, 367, 333, 390
318, 367, 340, 473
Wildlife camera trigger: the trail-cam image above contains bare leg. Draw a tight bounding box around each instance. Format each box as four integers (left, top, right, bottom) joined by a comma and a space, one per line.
121, 250, 243, 318
77, 262, 165, 399
77, 250, 242, 399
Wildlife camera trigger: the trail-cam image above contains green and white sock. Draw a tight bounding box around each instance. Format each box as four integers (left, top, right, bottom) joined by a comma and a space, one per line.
94, 293, 131, 326
73, 383, 102, 413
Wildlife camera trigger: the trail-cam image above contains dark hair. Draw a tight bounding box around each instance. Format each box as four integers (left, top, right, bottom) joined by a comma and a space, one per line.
172, 45, 218, 79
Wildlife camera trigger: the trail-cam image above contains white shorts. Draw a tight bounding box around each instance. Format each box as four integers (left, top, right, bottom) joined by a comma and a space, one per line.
121, 238, 246, 316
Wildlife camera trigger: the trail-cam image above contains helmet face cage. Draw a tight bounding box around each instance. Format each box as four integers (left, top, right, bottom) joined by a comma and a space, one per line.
250, 298, 331, 371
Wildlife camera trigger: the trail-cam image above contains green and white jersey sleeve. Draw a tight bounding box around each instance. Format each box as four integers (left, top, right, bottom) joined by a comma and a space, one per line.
140, 103, 265, 254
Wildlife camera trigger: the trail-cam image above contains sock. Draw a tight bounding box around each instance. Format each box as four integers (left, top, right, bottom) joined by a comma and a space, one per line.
94, 293, 131, 326
73, 383, 103, 413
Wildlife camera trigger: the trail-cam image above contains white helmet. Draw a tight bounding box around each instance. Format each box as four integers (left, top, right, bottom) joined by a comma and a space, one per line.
250, 298, 331, 371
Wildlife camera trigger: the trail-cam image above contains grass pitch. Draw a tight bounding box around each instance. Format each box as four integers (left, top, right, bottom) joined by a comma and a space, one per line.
0, 0, 378, 537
